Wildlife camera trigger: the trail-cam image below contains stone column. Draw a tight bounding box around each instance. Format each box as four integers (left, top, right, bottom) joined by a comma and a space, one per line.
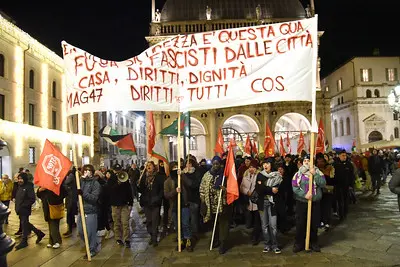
208, 110, 216, 159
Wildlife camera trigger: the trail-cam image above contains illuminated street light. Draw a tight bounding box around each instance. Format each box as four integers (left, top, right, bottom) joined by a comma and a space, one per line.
388, 85, 400, 114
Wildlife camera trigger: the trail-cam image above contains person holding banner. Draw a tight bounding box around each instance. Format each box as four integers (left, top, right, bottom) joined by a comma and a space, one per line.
138, 161, 164, 247
292, 155, 326, 253
77, 164, 101, 259
199, 156, 232, 255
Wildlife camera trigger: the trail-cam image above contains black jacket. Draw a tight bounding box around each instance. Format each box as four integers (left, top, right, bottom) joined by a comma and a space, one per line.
15, 182, 35, 216
138, 172, 164, 207
107, 175, 133, 206
368, 155, 383, 175
37, 187, 66, 221
183, 169, 202, 204
333, 160, 355, 188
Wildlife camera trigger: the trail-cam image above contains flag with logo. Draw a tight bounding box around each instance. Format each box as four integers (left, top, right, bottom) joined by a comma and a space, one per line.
316, 118, 325, 154
34, 139, 72, 195
252, 140, 258, 155
99, 126, 137, 155
224, 139, 239, 205
279, 135, 286, 157
264, 121, 275, 157
244, 134, 252, 155
214, 127, 225, 154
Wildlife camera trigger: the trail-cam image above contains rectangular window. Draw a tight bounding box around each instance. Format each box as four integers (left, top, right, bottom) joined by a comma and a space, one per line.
360, 68, 372, 82
28, 104, 35, 125
337, 79, 342, 91
386, 68, 398, 82
83, 120, 87, 135
29, 147, 36, 164
189, 136, 198, 150
394, 113, 399, 120
52, 110, 57, 129
0, 94, 4, 119
52, 81, 57, 98
69, 149, 73, 162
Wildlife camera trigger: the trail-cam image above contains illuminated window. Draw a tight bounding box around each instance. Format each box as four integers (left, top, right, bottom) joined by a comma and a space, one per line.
337, 78, 342, 91
386, 68, 398, 82
360, 68, 372, 82
28, 103, 35, 126
52, 81, 57, 98
0, 94, 4, 119
29, 147, 36, 164
325, 86, 329, 92
0, 54, 4, 77
29, 70, 35, 89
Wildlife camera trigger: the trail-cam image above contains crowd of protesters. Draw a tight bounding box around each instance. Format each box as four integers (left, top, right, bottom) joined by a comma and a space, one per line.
1, 148, 399, 258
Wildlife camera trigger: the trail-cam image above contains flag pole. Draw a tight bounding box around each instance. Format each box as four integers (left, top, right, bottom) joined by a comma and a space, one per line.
68, 117, 91, 261
210, 175, 226, 250
177, 112, 182, 252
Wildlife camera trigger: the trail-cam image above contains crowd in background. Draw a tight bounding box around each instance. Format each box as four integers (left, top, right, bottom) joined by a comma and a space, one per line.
1, 148, 399, 258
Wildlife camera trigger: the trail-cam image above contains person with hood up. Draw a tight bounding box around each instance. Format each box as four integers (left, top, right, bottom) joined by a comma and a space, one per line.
292, 155, 326, 253
14, 172, 45, 250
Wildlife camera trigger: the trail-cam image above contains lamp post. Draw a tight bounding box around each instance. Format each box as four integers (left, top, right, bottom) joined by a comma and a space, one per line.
388, 85, 400, 114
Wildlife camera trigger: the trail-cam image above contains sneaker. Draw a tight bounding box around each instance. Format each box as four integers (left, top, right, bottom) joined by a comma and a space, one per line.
263, 246, 271, 253
324, 224, 330, 231
273, 248, 282, 254
319, 222, 324, 228
97, 230, 106, 237
105, 230, 114, 239
116, 239, 124, 246
47, 244, 53, 248
125, 241, 131, 248
52, 243, 60, 249
36, 231, 45, 244
186, 239, 193, 252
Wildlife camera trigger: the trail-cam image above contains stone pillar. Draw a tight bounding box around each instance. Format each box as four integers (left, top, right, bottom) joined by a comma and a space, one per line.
208, 110, 216, 159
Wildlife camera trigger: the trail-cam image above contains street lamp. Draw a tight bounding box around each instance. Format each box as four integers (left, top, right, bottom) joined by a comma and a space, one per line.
388, 85, 400, 113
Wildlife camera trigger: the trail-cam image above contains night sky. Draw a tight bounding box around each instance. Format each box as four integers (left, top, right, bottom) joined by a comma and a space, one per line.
1, 0, 398, 78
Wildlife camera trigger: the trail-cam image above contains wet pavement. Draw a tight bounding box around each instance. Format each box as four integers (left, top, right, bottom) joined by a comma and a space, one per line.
4, 180, 400, 267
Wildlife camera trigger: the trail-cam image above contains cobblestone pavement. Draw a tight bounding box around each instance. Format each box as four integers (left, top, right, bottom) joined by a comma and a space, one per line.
4, 180, 400, 267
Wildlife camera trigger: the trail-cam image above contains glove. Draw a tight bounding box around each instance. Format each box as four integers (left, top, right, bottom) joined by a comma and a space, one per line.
77, 189, 83, 196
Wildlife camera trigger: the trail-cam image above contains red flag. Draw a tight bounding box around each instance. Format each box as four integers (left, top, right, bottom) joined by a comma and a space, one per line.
279, 135, 286, 157
252, 140, 258, 155
297, 131, 305, 154
34, 139, 72, 195
316, 118, 325, 154
116, 133, 136, 153
286, 132, 291, 154
224, 140, 239, 205
148, 111, 156, 155
214, 127, 225, 154
244, 134, 252, 155
264, 122, 275, 157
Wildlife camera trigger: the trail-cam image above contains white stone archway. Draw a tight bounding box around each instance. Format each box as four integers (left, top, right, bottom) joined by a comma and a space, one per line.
222, 114, 260, 153
188, 117, 207, 161
274, 113, 311, 154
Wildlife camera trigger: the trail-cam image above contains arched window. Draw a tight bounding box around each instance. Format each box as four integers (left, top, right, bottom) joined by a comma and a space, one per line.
346, 117, 351, 135
334, 120, 338, 137
395, 127, 399, 139
340, 119, 344, 136
29, 69, 35, 89
0, 54, 4, 77
366, 89, 372, 98
368, 131, 383, 143
374, 89, 380, 97
52, 81, 57, 98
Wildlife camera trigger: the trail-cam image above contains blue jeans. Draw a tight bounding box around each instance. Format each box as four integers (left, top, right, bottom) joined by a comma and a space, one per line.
259, 200, 278, 249
172, 207, 192, 239
77, 213, 100, 254
188, 202, 199, 234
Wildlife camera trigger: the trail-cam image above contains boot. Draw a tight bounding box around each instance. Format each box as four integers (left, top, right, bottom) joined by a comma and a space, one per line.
15, 240, 28, 250
186, 239, 193, 252
219, 241, 227, 254
63, 227, 72, 237
36, 231, 45, 244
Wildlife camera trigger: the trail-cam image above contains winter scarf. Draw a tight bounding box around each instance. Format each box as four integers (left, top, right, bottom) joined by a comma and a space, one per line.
260, 170, 282, 203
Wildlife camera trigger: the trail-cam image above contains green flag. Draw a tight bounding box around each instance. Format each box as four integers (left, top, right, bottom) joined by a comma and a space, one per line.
159, 112, 190, 136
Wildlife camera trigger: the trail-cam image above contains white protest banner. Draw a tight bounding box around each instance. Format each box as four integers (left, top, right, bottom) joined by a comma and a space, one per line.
62, 16, 318, 115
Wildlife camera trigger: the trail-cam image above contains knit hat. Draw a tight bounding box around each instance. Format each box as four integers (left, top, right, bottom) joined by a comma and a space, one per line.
262, 157, 274, 165
212, 156, 222, 163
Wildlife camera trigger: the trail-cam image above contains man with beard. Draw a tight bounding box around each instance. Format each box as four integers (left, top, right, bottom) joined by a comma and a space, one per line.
138, 161, 164, 247
199, 156, 232, 254
14, 172, 45, 250
292, 156, 326, 253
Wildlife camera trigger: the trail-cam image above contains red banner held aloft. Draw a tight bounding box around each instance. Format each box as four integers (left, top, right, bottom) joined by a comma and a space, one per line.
214, 127, 225, 155
225, 140, 239, 205
34, 139, 72, 196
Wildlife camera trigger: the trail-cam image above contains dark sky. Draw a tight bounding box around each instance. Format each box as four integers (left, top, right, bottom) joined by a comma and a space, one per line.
1, 0, 398, 78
